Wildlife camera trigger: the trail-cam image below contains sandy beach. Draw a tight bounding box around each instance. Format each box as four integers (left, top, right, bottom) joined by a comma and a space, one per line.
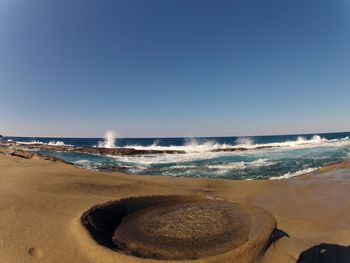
1, 154, 350, 262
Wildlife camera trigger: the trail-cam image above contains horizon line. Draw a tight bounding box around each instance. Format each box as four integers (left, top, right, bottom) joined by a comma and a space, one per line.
2, 130, 350, 139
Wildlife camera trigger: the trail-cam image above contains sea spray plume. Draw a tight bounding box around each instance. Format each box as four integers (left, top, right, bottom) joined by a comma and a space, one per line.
183, 138, 226, 153
104, 130, 116, 148
98, 130, 116, 148
235, 137, 254, 147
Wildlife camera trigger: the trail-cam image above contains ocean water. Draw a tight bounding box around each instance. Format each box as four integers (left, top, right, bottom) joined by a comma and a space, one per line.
2, 132, 350, 180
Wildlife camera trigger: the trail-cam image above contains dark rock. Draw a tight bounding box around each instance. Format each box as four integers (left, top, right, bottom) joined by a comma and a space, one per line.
0, 140, 276, 156
0, 141, 187, 156
297, 243, 350, 263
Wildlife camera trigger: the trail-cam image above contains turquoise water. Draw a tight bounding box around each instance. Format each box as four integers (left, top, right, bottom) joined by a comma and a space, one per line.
3, 132, 350, 180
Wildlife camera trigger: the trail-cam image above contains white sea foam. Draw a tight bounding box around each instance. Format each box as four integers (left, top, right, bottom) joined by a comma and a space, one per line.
111, 153, 275, 176
269, 167, 319, 180
98, 131, 116, 148
122, 135, 350, 153
7, 134, 349, 180
109, 151, 222, 166
250, 158, 275, 166
74, 159, 92, 165
15, 140, 72, 147
10, 134, 349, 154
125, 138, 234, 153
73, 159, 103, 170
207, 159, 272, 170
47, 141, 72, 146
207, 162, 246, 170
108, 135, 350, 170
169, 164, 197, 169
16, 140, 44, 145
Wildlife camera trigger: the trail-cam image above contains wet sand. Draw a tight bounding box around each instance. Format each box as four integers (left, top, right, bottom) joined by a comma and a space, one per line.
0, 154, 350, 262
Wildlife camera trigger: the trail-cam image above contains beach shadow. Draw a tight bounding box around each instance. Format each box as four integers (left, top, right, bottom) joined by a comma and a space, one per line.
263, 228, 289, 252
297, 243, 350, 263
271, 228, 290, 244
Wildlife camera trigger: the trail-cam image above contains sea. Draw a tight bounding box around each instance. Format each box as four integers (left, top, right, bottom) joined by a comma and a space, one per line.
2, 131, 350, 180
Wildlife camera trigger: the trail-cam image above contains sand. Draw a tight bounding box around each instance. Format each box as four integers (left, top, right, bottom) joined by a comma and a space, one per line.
1, 154, 350, 262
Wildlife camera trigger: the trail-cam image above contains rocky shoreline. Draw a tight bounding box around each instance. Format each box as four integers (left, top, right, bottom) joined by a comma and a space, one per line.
0, 147, 129, 173
0, 140, 276, 156
2, 142, 349, 177
0, 147, 71, 164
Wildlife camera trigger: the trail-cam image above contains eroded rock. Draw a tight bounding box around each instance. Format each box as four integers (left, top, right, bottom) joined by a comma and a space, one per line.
81, 195, 277, 262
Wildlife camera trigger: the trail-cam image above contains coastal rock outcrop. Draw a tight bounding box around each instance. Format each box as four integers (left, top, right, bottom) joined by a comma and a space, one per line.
0, 147, 71, 164
0, 141, 187, 156
0, 140, 278, 157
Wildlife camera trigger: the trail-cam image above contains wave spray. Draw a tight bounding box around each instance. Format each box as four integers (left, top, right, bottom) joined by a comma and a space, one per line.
99, 130, 116, 148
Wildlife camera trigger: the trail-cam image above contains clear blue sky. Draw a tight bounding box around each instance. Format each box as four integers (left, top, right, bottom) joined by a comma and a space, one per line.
1, 0, 349, 137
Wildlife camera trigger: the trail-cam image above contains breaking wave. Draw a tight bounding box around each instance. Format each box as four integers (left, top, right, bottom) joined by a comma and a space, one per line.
9, 140, 72, 147
123, 135, 350, 153
47, 141, 72, 146
125, 138, 233, 153
15, 140, 44, 145
269, 167, 319, 180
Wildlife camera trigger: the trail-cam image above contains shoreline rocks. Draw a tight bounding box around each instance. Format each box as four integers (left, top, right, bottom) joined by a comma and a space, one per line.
0, 141, 276, 157
0, 147, 71, 164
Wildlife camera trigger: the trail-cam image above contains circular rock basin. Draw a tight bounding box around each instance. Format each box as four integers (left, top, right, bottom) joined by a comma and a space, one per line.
81, 195, 276, 262
113, 200, 251, 260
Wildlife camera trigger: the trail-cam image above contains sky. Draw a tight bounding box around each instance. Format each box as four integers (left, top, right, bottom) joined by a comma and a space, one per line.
0, 0, 350, 138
